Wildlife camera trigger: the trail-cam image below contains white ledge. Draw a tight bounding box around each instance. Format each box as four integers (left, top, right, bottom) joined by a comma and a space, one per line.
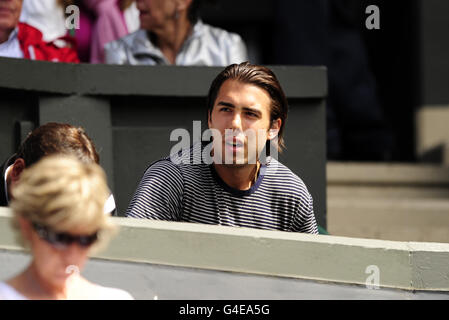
1, 207, 449, 291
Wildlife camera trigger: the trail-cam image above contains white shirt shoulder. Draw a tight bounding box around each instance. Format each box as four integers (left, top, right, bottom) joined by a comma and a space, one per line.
90, 284, 134, 300
0, 282, 28, 300
0, 29, 23, 59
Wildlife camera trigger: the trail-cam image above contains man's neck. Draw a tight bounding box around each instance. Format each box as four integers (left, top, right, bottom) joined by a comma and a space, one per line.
0, 28, 14, 45
153, 16, 192, 64
213, 162, 261, 191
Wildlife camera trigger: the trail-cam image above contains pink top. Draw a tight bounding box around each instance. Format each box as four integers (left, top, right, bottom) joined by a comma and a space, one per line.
76, 0, 129, 63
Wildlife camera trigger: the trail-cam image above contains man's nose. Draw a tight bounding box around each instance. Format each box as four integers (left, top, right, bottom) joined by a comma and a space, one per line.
230, 112, 242, 130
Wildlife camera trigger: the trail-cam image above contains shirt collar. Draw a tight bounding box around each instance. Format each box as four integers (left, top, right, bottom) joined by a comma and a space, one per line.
4, 165, 12, 205
0, 27, 19, 46
210, 163, 267, 197
8, 27, 19, 42
131, 20, 204, 62
190, 19, 204, 39
131, 29, 165, 62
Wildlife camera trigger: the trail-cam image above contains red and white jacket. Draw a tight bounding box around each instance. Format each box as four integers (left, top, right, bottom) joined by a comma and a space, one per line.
17, 22, 79, 63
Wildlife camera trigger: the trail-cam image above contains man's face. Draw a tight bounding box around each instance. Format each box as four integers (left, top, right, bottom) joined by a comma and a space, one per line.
0, 0, 22, 32
208, 79, 280, 166
136, 0, 177, 31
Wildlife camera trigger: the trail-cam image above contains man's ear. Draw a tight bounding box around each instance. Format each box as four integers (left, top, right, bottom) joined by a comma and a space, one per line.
10, 158, 25, 183
268, 119, 281, 140
207, 110, 212, 129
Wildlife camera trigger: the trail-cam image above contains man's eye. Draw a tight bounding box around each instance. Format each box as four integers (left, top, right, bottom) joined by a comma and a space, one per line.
246, 112, 258, 117
220, 107, 231, 112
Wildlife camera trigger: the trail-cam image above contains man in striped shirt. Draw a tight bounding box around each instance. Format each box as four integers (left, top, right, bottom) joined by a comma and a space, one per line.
126, 62, 318, 234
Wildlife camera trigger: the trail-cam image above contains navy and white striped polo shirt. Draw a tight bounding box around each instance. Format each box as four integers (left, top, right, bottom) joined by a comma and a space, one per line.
126, 144, 318, 234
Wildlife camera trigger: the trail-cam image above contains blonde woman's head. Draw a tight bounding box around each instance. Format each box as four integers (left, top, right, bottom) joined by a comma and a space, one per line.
10, 155, 116, 252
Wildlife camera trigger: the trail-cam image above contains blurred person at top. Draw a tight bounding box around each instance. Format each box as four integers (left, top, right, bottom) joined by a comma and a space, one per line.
76, 0, 140, 63
0, 155, 133, 300
1, 122, 117, 215
19, 0, 69, 42
105, 0, 248, 66
0, 0, 78, 62
19, 0, 140, 63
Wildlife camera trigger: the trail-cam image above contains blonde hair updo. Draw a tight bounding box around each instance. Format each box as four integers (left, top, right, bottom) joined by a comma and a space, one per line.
10, 155, 116, 251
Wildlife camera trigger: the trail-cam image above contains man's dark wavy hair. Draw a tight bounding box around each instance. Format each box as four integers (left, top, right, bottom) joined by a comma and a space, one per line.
17, 122, 99, 167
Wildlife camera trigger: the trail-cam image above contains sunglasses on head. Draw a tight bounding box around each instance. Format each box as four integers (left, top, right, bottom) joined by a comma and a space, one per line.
31, 222, 98, 248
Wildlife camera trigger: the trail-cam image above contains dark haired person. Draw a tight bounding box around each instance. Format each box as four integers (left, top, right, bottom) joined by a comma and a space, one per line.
0, 122, 116, 214
104, 0, 248, 66
126, 62, 318, 234
74, 0, 140, 63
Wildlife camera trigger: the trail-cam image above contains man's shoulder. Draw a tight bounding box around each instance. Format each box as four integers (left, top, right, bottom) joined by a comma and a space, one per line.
164, 142, 206, 165
144, 158, 182, 175
264, 158, 310, 194
200, 22, 243, 43
105, 30, 144, 52
145, 145, 206, 176
135, 146, 208, 199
